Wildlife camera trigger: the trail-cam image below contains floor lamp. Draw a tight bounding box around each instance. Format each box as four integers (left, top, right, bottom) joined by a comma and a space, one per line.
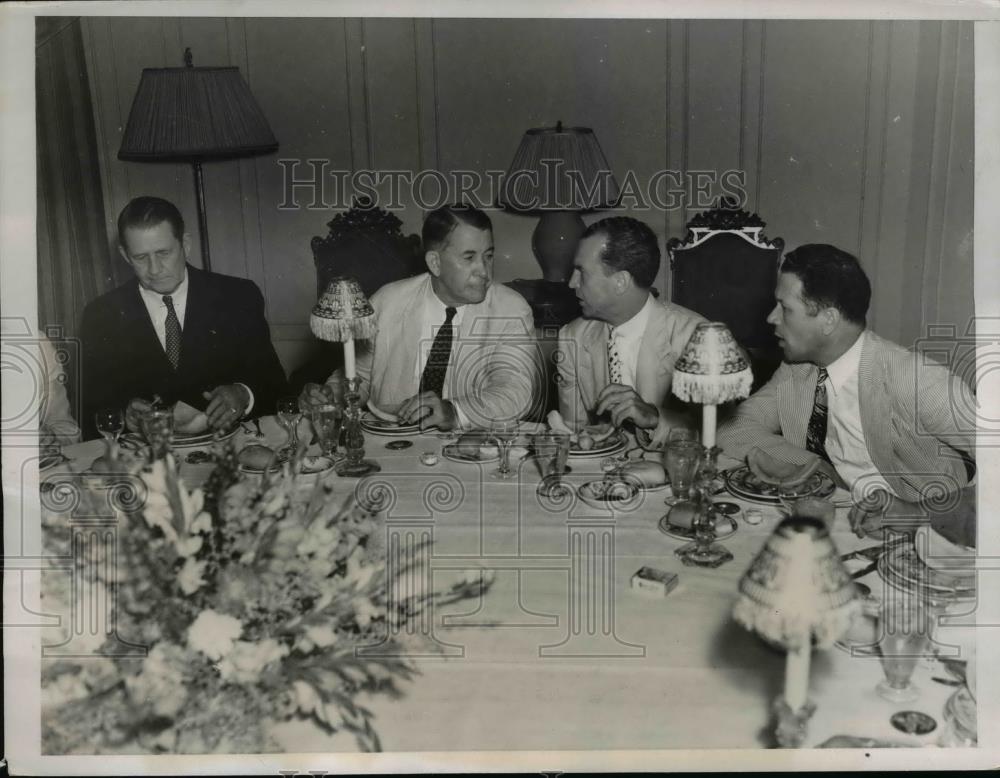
117, 48, 278, 272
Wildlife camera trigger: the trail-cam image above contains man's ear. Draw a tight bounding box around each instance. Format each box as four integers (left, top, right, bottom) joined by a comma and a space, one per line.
425, 250, 441, 277
117, 244, 132, 266
182, 232, 192, 260
822, 306, 841, 335
614, 270, 631, 295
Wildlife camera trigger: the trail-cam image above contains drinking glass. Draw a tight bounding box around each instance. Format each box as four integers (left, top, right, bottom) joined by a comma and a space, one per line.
664, 440, 703, 506
277, 396, 303, 457
877, 596, 932, 702
533, 432, 571, 497
490, 419, 521, 480
310, 403, 344, 460
668, 427, 699, 444
95, 407, 125, 444
141, 409, 174, 459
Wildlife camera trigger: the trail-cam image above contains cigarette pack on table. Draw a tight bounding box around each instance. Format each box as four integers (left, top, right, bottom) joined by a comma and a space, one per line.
631, 566, 679, 597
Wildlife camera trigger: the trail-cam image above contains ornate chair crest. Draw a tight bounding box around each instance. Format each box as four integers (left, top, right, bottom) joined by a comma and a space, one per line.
668, 199, 785, 389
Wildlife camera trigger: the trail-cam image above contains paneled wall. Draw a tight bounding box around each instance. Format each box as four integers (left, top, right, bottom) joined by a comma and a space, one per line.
71, 17, 973, 373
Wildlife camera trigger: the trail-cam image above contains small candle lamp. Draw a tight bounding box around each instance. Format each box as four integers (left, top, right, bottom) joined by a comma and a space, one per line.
670, 322, 752, 567
733, 514, 860, 747
310, 277, 381, 477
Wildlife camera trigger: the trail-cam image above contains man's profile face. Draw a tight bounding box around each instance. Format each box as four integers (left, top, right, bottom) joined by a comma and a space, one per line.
569, 234, 617, 321
767, 272, 826, 363
427, 223, 494, 306
119, 220, 189, 295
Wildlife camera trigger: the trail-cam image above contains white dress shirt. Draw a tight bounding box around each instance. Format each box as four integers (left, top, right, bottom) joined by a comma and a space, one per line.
823, 331, 894, 498
135, 270, 253, 414
415, 283, 469, 426
607, 293, 654, 389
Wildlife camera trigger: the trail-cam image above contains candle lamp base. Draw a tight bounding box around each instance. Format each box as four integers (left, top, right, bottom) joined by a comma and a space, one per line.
675, 540, 734, 568
773, 696, 816, 748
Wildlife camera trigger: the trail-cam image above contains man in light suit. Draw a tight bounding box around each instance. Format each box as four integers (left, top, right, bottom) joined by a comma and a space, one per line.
325, 204, 538, 430
556, 217, 705, 449
80, 197, 287, 439
717, 244, 976, 538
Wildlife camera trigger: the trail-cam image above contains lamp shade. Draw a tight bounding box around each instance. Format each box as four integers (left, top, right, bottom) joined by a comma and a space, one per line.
672, 322, 753, 405
498, 124, 619, 212
734, 515, 860, 650
118, 66, 278, 161
310, 277, 378, 343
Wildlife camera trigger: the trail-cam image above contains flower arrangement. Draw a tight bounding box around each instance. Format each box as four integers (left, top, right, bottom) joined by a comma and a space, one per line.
41, 443, 490, 754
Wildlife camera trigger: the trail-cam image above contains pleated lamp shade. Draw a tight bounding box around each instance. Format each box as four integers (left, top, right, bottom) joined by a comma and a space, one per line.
118, 66, 278, 161
310, 277, 378, 343
499, 124, 619, 212
672, 322, 753, 405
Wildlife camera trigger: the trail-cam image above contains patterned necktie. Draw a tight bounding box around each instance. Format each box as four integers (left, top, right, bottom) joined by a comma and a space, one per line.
806, 367, 831, 463
163, 294, 182, 370
607, 329, 623, 384
419, 307, 457, 396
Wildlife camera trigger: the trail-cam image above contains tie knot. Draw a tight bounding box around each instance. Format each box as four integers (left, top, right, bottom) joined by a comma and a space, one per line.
163, 295, 174, 307
817, 367, 829, 383
444, 306, 457, 322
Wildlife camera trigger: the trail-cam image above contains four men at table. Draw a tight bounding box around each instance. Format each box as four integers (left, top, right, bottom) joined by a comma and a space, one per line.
75, 197, 974, 540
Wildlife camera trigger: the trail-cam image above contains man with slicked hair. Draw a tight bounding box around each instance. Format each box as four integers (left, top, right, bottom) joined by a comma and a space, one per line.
556, 216, 705, 449
718, 244, 976, 539
312, 204, 538, 430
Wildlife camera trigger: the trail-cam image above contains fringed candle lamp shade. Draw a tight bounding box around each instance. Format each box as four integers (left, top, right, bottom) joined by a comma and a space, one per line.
310, 277, 378, 343
734, 515, 860, 745
672, 322, 752, 406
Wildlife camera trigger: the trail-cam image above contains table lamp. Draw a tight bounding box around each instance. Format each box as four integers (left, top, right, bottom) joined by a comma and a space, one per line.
499, 122, 618, 327
670, 322, 753, 567
733, 515, 860, 747
118, 48, 278, 273
310, 277, 380, 477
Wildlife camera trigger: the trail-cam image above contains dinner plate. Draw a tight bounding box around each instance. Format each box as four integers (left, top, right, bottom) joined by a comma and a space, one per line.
723, 465, 836, 504
568, 431, 628, 459
657, 512, 738, 541
360, 417, 421, 436
441, 443, 499, 464
877, 540, 976, 601
576, 479, 642, 510
39, 453, 64, 470
172, 428, 238, 448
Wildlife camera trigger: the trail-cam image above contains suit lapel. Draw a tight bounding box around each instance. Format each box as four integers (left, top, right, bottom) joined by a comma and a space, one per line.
582, 321, 608, 411
779, 365, 816, 448
178, 265, 209, 373
122, 279, 172, 374
857, 332, 895, 473
635, 305, 671, 405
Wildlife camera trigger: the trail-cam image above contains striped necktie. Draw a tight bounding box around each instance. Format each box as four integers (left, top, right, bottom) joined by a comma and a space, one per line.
806, 367, 831, 463
419, 306, 457, 396
163, 294, 182, 370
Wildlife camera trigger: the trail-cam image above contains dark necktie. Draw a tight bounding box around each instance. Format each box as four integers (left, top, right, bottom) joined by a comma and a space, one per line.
419, 307, 457, 396
806, 367, 831, 463
163, 294, 182, 370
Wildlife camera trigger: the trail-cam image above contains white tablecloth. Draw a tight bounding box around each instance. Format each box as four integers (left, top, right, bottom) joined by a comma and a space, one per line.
48, 419, 974, 752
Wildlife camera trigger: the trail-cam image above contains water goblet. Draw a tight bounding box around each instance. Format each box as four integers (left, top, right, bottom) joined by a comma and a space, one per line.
533, 432, 571, 498
95, 407, 125, 445
663, 439, 703, 506
490, 419, 521, 480
877, 595, 932, 703
277, 396, 303, 457
141, 408, 174, 460
310, 403, 344, 460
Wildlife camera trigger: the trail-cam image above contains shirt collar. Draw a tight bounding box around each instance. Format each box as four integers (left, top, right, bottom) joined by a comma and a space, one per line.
823, 330, 866, 394
137, 267, 189, 308
425, 279, 465, 325
610, 293, 654, 341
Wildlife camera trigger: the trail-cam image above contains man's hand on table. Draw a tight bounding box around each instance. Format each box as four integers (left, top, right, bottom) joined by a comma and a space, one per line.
848, 489, 925, 539
203, 384, 251, 430
298, 381, 340, 413
397, 391, 456, 431
595, 384, 659, 429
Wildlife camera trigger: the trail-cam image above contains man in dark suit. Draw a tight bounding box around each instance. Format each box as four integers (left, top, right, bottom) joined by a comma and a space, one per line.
80, 196, 287, 440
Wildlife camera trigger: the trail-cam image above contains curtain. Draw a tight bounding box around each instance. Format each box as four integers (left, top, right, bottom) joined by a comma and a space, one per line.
36, 17, 115, 409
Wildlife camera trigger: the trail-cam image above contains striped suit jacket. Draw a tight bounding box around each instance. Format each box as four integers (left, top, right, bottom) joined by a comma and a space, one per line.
717, 330, 976, 504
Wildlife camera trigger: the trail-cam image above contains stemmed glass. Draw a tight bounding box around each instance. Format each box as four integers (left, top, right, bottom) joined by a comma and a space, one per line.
877, 595, 932, 702
141, 408, 174, 460
534, 432, 571, 497
95, 407, 125, 445
663, 439, 703, 506
309, 403, 344, 461
276, 396, 303, 458
489, 419, 521, 480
